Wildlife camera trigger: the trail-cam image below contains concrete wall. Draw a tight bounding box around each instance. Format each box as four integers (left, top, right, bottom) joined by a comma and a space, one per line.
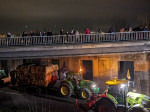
52, 53, 149, 96
7, 60, 23, 71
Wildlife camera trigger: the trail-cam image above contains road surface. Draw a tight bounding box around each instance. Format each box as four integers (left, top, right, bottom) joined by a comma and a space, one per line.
0, 86, 92, 112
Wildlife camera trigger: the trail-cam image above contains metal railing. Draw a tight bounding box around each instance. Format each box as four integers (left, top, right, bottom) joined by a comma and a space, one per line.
0, 31, 150, 47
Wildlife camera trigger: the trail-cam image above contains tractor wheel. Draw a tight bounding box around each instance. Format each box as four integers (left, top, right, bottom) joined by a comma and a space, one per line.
94, 98, 116, 112
128, 107, 147, 112
80, 88, 92, 100
60, 83, 72, 97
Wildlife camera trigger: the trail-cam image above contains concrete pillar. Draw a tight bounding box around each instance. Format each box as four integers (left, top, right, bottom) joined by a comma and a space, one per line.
134, 71, 149, 96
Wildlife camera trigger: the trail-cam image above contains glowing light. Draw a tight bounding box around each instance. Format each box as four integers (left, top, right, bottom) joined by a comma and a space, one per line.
91, 84, 96, 88
133, 89, 136, 92
120, 84, 125, 88
79, 68, 83, 72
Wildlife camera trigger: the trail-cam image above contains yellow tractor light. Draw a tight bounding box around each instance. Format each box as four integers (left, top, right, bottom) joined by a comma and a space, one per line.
105, 79, 128, 86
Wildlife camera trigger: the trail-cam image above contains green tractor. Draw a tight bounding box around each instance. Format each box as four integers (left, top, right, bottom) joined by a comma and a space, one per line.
80, 79, 150, 112
105, 79, 150, 112
59, 71, 99, 100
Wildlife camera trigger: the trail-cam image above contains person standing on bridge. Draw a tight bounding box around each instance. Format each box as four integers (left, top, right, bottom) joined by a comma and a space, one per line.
108, 27, 114, 41
42, 31, 47, 36
85, 27, 91, 42
85, 27, 91, 34
60, 29, 65, 43
108, 27, 114, 33
75, 30, 80, 42
128, 27, 133, 32
30, 30, 35, 36
143, 25, 148, 31
47, 29, 53, 36
71, 28, 75, 35
98, 28, 102, 34
47, 30, 53, 44
22, 31, 27, 37
7, 32, 11, 38
6, 32, 11, 45
60, 29, 64, 35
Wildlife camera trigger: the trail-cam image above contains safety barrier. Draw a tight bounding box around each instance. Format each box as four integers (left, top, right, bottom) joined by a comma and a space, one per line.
0, 31, 150, 47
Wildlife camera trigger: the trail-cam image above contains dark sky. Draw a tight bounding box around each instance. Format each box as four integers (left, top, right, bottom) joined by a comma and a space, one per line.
0, 0, 150, 34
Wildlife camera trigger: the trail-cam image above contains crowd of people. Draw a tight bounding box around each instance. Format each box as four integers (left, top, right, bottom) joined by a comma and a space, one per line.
1, 25, 149, 38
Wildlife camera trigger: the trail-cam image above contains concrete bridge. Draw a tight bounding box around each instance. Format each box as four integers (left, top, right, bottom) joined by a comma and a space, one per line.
0, 41, 150, 60
0, 31, 150, 96
0, 31, 150, 59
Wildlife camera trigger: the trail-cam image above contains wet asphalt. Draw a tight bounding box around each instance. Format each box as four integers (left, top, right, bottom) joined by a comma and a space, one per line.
0, 86, 93, 112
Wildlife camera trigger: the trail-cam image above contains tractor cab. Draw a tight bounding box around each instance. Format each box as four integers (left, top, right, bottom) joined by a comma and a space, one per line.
65, 71, 82, 80
65, 71, 99, 93
105, 79, 128, 104
65, 71, 82, 88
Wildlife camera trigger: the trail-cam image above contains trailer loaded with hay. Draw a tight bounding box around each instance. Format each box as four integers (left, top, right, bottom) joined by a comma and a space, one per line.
10, 64, 59, 92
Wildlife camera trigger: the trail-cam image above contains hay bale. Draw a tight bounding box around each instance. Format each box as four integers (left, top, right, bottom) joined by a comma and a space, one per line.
12, 64, 58, 87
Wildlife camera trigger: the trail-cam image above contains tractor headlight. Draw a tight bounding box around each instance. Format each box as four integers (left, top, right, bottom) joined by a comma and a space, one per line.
120, 84, 126, 89
133, 89, 136, 92
91, 84, 97, 88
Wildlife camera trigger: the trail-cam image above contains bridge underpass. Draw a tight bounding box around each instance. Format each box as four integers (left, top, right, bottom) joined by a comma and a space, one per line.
0, 32, 150, 96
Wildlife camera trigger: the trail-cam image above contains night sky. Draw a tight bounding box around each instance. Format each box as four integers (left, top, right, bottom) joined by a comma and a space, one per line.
0, 0, 150, 34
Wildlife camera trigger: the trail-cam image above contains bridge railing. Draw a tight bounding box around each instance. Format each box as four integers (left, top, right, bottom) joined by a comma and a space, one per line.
0, 31, 150, 47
